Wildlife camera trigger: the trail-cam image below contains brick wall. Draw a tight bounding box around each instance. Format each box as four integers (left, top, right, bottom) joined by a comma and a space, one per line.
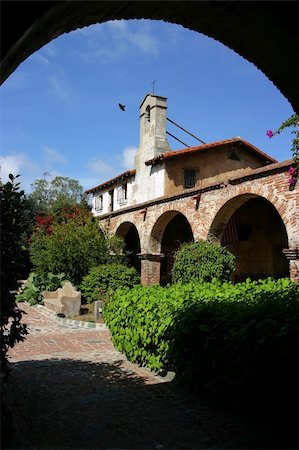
101, 168, 298, 284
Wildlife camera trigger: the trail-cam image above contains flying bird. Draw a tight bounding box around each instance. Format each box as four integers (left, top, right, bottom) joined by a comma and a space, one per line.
118, 103, 126, 111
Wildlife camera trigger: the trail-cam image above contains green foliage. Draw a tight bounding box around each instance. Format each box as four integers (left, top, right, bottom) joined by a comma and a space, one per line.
104, 277, 299, 430
29, 211, 125, 286
172, 240, 235, 284
0, 174, 28, 377
104, 284, 175, 371
273, 113, 299, 174
16, 272, 69, 305
29, 172, 88, 213
80, 264, 140, 303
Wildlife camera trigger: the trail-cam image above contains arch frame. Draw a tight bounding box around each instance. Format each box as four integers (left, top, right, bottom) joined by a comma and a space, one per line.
1, 2, 298, 111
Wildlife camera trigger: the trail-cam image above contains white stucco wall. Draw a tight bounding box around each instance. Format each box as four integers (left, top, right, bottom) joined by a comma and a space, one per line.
131, 163, 165, 205
92, 178, 136, 216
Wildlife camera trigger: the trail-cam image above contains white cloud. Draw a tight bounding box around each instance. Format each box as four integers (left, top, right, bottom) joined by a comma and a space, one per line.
43, 42, 57, 57
0, 152, 39, 192
32, 53, 50, 65
127, 30, 157, 55
87, 158, 114, 175
77, 176, 104, 191
43, 146, 67, 167
108, 20, 159, 56
49, 75, 70, 100
76, 20, 159, 62
122, 146, 137, 169
108, 20, 127, 31
0, 153, 27, 181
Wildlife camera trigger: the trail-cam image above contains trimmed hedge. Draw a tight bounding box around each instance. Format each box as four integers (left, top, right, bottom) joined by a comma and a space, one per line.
80, 263, 140, 303
104, 278, 299, 431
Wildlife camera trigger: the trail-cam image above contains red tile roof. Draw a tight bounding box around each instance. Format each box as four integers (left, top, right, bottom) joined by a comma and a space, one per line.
144, 137, 277, 166
85, 169, 136, 194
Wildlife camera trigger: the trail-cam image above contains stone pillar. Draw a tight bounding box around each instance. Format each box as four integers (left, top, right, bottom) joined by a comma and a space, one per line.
282, 248, 299, 283
138, 253, 165, 286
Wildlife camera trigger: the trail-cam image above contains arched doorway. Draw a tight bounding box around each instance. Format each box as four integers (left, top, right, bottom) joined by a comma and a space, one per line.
116, 222, 141, 275
210, 195, 289, 281
150, 211, 194, 285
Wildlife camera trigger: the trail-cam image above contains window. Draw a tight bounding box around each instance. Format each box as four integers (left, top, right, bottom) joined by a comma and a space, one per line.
184, 169, 196, 188
109, 189, 114, 212
117, 183, 127, 205
94, 194, 103, 211
145, 105, 151, 122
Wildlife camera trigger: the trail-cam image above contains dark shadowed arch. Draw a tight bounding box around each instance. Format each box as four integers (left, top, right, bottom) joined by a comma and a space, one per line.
150, 211, 193, 285
210, 194, 289, 281
1, 2, 298, 112
116, 221, 141, 274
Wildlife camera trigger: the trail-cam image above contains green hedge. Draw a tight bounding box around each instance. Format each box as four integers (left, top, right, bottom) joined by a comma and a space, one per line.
80, 263, 140, 303
172, 240, 235, 283
104, 278, 299, 431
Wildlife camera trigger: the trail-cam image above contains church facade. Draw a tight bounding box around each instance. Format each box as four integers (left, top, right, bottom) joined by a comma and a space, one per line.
86, 94, 299, 285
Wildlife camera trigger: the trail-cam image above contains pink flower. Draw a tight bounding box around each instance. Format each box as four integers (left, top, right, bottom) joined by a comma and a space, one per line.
288, 177, 296, 186
266, 130, 274, 138
288, 166, 297, 176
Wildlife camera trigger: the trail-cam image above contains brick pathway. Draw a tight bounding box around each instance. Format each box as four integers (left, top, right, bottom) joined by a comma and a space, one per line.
4, 303, 280, 449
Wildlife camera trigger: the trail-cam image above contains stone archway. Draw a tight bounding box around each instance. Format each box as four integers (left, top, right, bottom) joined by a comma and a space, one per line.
160, 213, 194, 285
209, 194, 289, 281
1, 2, 298, 112
145, 211, 194, 285
115, 221, 141, 275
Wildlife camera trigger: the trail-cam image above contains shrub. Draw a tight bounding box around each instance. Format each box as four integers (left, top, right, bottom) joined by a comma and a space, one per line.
16, 272, 70, 305
104, 278, 299, 434
80, 264, 140, 303
29, 210, 125, 286
1, 175, 28, 377
172, 240, 235, 283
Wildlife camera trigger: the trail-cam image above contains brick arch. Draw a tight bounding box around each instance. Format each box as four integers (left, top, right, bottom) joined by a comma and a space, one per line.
115, 221, 139, 238
148, 210, 194, 254
1, 3, 298, 111
115, 221, 141, 274
207, 187, 291, 244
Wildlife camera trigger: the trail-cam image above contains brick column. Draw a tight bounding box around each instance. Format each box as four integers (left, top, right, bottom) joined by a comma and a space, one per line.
138, 253, 165, 286
282, 248, 299, 283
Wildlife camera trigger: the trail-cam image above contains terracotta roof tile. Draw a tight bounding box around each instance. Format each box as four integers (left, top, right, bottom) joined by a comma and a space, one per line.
145, 137, 277, 165
85, 169, 136, 194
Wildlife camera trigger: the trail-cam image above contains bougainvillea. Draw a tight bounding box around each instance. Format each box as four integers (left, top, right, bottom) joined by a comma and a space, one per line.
267, 113, 299, 188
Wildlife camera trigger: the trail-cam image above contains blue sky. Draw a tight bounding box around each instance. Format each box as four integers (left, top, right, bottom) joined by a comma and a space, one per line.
0, 19, 295, 193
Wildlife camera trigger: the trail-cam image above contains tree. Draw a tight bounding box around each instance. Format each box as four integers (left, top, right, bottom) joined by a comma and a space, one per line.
29, 207, 125, 286
29, 172, 88, 213
0, 175, 28, 378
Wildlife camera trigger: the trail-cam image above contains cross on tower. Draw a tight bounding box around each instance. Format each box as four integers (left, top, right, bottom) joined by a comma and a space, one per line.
151, 80, 157, 94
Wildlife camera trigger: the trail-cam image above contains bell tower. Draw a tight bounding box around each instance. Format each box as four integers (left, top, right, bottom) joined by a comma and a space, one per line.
134, 94, 170, 172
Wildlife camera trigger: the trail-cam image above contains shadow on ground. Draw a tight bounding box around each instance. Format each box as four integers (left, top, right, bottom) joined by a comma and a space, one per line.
1, 358, 295, 450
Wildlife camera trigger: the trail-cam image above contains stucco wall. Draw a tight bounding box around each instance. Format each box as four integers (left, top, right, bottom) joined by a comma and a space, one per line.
164, 145, 268, 196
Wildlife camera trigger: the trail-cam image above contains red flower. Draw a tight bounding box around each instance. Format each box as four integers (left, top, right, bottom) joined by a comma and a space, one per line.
266, 130, 274, 138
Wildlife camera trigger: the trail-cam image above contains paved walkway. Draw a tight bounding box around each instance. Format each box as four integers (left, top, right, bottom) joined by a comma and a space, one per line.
5, 303, 280, 449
